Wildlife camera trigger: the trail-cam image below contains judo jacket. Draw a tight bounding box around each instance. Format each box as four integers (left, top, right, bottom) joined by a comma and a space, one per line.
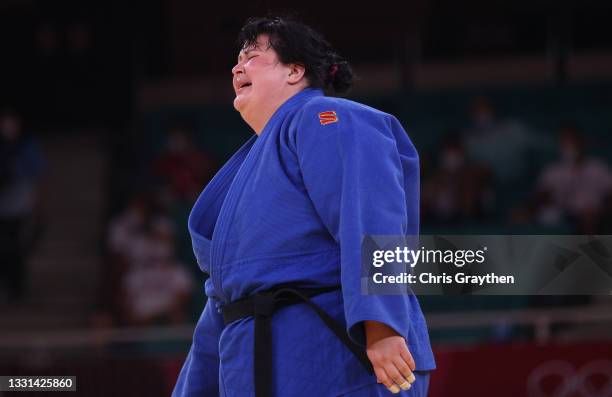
172, 88, 436, 397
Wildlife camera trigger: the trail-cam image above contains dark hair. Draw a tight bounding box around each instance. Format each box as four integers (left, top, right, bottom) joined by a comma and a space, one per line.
237, 16, 353, 94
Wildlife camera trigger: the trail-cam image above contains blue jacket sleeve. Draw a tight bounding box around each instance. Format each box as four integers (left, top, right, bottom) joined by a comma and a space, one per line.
295, 99, 421, 349
172, 290, 224, 397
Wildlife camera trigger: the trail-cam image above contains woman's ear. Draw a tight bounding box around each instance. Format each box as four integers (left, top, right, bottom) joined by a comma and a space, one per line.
287, 63, 306, 85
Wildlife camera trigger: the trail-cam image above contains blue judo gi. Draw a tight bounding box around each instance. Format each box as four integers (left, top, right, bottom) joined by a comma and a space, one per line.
173, 88, 436, 397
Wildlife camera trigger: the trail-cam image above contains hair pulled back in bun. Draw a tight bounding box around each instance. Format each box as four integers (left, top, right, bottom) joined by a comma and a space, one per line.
237, 16, 353, 94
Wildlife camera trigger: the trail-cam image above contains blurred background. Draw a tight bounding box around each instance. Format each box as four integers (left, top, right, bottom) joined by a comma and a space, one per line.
1, 0, 612, 395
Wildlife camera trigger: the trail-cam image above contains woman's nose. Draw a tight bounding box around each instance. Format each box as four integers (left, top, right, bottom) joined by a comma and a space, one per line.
232, 62, 243, 76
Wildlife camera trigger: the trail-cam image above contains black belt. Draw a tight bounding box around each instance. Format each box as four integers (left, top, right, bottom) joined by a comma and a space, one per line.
221, 285, 374, 397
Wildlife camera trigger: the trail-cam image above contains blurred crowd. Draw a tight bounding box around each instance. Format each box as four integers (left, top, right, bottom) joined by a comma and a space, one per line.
421, 96, 612, 234
517, 125, 612, 233
98, 122, 217, 326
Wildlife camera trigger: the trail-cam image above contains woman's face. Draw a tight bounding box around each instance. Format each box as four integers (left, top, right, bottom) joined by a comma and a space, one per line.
231, 34, 293, 116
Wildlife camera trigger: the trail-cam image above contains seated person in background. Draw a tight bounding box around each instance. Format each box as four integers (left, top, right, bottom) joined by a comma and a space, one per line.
121, 216, 194, 325
532, 124, 612, 233
153, 123, 216, 203
463, 96, 552, 187
422, 135, 495, 223
107, 194, 151, 261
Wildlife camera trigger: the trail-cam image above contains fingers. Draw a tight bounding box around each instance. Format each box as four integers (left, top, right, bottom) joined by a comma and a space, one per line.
374, 366, 400, 394
399, 344, 416, 371
373, 359, 416, 394
385, 362, 412, 392
395, 346, 416, 382
393, 356, 416, 389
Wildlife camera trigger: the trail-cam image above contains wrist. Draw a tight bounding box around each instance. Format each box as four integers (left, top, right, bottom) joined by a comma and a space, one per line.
364, 320, 401, 347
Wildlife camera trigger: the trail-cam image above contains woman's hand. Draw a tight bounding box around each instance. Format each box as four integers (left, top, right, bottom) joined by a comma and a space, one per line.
364, 320, 416, 394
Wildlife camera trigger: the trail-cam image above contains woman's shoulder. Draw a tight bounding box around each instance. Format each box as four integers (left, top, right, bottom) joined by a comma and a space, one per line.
301, 95, 393, 121
285, 94, 407, 152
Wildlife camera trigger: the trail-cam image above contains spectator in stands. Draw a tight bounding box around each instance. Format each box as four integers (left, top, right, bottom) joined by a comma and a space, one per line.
120, 216, 193, 325
101, 194, 152, 322
107, 194, 151, 260
0, 109, 46, 302
104, 194, 195, 325
462, 96, 552, 187
124, 214, 176, 268
532, 124, 612, 233
422, 134, 494, 223
152, 123, 216, 202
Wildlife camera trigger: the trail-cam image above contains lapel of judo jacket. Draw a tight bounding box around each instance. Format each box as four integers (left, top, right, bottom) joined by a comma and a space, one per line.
198, 88, 324, 302
188, 135, 256, 275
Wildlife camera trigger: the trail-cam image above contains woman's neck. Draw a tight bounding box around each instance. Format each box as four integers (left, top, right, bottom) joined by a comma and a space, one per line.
242, 85, 307, 135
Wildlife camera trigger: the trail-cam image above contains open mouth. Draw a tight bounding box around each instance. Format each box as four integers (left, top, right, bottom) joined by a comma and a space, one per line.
238, 82, 252, 90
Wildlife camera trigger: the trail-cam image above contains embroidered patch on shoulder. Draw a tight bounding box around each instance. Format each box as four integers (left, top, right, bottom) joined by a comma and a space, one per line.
318, 111, 338, 125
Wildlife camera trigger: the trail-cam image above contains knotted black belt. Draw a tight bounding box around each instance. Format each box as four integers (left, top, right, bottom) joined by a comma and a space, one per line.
221, 285, 374, 397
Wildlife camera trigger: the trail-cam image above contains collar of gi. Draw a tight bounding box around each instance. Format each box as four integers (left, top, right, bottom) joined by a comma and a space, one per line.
259, 88, 324, 136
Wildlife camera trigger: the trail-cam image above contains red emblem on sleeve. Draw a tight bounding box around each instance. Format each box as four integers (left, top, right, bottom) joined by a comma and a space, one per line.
318, 111, 338, 125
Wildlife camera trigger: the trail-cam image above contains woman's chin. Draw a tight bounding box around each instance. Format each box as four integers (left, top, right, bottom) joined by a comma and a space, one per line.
233, 95, 246, 112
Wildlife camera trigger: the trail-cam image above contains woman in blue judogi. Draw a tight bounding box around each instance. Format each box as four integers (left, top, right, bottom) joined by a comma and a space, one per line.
173, 16, 436, 397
